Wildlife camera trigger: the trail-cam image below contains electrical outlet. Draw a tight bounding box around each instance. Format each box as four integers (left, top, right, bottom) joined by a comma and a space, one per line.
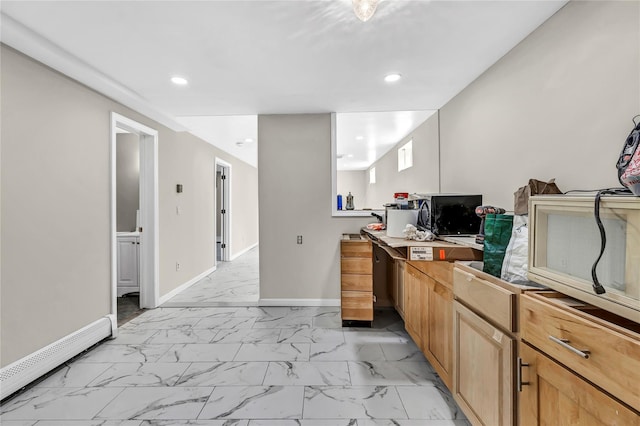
176, 262, 181, 271
297, 235, 303, 244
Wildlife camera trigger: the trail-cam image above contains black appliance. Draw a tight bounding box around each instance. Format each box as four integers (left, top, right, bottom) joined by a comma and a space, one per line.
416, 194, 483, 236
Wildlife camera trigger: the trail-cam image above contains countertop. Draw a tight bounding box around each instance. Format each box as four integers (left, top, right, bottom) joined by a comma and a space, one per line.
362, 228, 482, 250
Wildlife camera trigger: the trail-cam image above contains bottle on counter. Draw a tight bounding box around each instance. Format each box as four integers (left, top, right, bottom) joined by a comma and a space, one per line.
346, 192, 354, 210
337, 194, 343, 210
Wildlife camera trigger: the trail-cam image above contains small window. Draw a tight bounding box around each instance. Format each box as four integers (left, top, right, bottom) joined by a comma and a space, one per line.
369, 167, 376, 184
398, 139, 413, 171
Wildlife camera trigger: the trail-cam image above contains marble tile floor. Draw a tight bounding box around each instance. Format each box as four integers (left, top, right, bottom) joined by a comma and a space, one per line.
0, 308, 470, 426
162, 247, 260, 307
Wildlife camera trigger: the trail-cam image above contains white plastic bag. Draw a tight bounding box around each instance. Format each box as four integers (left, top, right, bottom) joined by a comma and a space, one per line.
501, 215, 529, 283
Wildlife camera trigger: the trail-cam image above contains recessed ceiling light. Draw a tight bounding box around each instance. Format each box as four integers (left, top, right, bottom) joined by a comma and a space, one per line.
355, 136, 364, 141
384, 73, 402, 83
171, 76, 189, 86
347, 154, 354, 158
244, 138, 254, 143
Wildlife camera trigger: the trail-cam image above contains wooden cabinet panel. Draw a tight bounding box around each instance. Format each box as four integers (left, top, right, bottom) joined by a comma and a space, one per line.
394, 260, 406, 319
341, 237, 373, 324
453, 301, 515, 426
521, 293, 640, 410
341, 291, 373, 321
519, 342, 639, 426
341, 257, 372, 275
408, 261, 453, 290
341, 274, 372, 292
427, 276, 453, 389
404, 264, 425, 349
453, 267, 516, 332
340, 240, 372, 257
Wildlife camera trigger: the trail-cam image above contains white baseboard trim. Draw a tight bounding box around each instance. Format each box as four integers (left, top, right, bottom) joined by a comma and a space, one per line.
230, 242, 259, 261
0, 316, 112, 400
258, 298, 340, 307
158, 265, 216, 305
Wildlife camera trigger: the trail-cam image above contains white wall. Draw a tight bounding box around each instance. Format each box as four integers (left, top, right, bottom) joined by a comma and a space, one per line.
337, 170, 367, 209
1, 46, 259, 366
363, 112, 440, 209
258, 114, 371, 301
440, 0, 640, 208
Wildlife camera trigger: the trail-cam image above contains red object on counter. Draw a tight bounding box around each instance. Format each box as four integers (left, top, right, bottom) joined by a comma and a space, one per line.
394, 192, 409, 199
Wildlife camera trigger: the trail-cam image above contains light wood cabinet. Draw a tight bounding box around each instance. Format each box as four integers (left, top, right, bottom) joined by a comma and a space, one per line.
393, 259, 406, 319
453, 300, 515, 426
426, 273, 453, 388
341, 236, 373, 324
404, 261, 454, 389
451, 263, 537, 426
404, 263, 426, 349
519, 292, 640, 425
518, 342, 639, 426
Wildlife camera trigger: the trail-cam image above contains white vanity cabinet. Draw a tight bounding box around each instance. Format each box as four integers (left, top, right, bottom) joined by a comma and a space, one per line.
117, 234, 139, 296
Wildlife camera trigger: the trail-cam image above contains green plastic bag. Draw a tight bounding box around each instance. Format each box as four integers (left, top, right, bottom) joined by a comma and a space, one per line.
483, 214, 514, 278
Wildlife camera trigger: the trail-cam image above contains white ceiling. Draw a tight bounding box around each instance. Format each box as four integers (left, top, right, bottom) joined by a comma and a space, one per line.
0, 0, 567, 169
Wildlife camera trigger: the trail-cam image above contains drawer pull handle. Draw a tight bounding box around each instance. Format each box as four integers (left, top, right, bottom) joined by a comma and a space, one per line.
549, 336, 590, 359
517, 357, 530, 392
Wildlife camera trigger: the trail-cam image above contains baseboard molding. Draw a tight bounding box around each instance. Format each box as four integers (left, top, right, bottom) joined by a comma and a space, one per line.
258, 298, 340, 307
230, 242, 259, 261
0, 316, 112, 400
158, 265, 216, 305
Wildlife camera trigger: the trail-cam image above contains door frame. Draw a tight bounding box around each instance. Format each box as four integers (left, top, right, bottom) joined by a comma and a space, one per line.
111, 112, 160, 317
215, 157, 232, 261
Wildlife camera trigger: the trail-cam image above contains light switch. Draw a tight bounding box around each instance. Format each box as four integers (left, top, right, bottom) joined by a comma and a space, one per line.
176, 206, 181, 215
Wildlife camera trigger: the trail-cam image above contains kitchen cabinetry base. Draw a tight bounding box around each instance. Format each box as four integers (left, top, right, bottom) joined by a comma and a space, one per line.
342, 320, 372, 328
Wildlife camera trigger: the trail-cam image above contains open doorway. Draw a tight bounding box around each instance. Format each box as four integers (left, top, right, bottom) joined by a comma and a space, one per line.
110, 113, 159, 330
216, 158, 231, 262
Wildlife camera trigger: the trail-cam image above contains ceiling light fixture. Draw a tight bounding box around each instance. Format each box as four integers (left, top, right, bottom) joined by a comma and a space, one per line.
171, 76, 188, 86
355, 135, 364, 141
244, 138, 254, 143
353, 0, 379, 22
384, 73, 402, 83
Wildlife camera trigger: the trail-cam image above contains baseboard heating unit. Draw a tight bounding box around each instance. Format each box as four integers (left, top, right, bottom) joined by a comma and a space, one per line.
0, 315, 114, 400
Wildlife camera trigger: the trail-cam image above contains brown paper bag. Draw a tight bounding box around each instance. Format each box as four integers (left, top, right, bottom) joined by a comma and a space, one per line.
514, 178, 562, 215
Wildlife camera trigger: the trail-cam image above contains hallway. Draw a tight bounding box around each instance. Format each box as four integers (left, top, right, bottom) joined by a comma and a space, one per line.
162, 247, 260, 307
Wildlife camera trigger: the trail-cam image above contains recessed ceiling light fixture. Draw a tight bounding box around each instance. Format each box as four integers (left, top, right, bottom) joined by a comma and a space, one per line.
244, 138, 254, 143
171, 76, 188, 86
384, 73, 402, 83
355, 135, 364, 141
353, 0, 379, 22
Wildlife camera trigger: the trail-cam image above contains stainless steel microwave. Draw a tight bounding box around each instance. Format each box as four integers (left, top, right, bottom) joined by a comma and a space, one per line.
415, 194, 482, 236
528, 194, 640, 323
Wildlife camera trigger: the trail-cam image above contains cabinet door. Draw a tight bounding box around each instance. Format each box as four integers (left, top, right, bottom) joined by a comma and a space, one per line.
453, 301, 515, 426
519, 342, 639, 426
395, 260, 406, 319
426, 275, 453, 389
404, 264, 426, 349
117, 237, 139, 294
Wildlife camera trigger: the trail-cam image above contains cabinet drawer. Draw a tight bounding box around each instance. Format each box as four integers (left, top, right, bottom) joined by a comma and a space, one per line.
341, 291, 373, 321
407, 261, 453, 289
520, 294, 640, 411
341, 257, 372, 275
453, 267, 516, 332
340, 240, 372, 257
341, 274, 372, 292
